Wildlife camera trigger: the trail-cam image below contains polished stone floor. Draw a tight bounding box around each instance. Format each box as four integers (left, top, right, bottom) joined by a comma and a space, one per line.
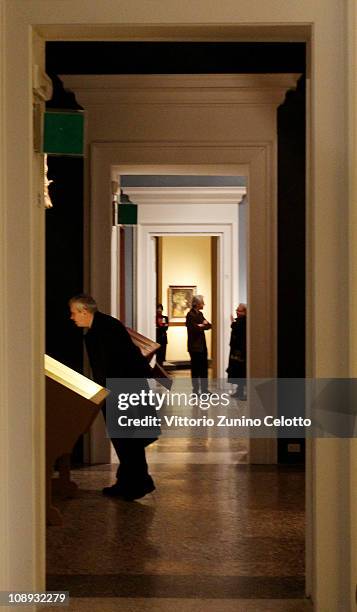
41, 598, 312, 612
45, 433, 310, 611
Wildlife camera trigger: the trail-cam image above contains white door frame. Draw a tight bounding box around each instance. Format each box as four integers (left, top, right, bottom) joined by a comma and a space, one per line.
90, 151, 276, 466
105, 152, 276, 467
137, 224, 235, 379
92, 147, 277, 384
2, 5, 355, 610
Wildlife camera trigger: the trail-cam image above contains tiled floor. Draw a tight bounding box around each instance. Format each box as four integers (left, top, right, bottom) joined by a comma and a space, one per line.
40, 597, 312, 612
45, 436, 310, 611
45, 368, 310, 611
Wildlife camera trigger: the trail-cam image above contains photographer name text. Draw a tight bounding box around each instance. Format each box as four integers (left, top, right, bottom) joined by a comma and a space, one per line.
116, 414, 312, 428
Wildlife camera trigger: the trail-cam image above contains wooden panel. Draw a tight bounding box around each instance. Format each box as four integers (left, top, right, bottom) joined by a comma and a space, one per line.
45, 366, 108, 526
127, 326, 160, 360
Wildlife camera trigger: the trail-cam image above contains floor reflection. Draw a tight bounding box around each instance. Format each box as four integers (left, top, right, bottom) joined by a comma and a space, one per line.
46, 369, 307, 610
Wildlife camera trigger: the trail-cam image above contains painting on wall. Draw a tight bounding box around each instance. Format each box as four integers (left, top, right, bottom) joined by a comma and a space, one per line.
168, 286, 197, 320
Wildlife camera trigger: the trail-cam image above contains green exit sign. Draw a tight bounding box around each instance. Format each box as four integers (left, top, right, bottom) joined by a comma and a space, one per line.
43, 110, 84, 156
117, 203, 138, 225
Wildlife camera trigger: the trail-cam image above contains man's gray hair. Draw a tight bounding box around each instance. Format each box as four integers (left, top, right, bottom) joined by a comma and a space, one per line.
192, 294, 204, 308
69, 294, 98, 314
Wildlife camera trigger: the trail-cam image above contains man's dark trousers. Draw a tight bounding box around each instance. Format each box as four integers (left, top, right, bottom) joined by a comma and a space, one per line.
111, 437, 153, 496
189, 348, 208, 393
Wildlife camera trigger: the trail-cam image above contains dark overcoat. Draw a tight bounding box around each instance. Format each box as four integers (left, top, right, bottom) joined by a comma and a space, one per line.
226, 316, 247, 380
156, 315, 169, 346
186, 308, 210, 353
84, 311, 152, 386
84, 311, 159, 442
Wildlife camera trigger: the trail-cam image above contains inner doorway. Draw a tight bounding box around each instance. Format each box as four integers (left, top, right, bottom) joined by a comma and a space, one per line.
116, 172, 245, 381
155, 235, 217, 377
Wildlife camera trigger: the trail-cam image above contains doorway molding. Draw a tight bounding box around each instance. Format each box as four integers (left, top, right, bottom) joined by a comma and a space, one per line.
92, 142, 277, 383
137, 222, 235, 379
89, 144, 277, 468
1, 4, 355, 610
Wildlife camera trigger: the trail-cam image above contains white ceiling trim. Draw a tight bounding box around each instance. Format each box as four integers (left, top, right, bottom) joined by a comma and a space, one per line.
60, 73, 301, 106
123, 185, 247, 204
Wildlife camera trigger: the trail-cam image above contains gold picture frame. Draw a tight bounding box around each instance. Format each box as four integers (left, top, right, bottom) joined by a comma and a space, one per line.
168, 285, 197, 320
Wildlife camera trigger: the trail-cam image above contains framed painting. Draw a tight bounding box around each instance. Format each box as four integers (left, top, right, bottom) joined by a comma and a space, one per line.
168, 285, 197, 320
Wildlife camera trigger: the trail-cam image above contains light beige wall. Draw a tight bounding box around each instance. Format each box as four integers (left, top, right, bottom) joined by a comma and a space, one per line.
348, 0, 357, 606
0, 0, 7, 596
1, 1, 355, 611
161, 236, 212, 361
2, 11, 46, 600
82, 102, 276, 144
62, 74, 284, 148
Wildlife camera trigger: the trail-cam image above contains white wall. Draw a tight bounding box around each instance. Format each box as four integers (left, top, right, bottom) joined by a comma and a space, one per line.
238, 197, 247, 304
161, 236, 212, 361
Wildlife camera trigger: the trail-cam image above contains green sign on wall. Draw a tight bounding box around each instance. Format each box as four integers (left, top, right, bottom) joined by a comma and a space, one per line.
43, 110, 84, 156
117, 203, 138, 225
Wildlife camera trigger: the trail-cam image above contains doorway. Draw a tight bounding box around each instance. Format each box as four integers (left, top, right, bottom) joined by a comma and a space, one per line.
155, 235, 215, 372
1, 7, 352, 608
155, 235, 219, 378
137, 224, 235, 378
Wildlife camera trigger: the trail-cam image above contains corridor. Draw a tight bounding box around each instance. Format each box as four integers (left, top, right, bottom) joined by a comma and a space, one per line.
45, 435, 310, 611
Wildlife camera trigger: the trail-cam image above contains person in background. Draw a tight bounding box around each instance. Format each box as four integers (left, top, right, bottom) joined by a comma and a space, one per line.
156, 303, 169, 366
226, 303, 247, 400
69, 294, 157, 500
186, 295, 212, 394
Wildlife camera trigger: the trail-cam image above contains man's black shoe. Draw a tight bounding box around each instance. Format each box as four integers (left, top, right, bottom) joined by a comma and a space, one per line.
102, 483, 125, 497
102, 481, 156, 500
124, 481, 156, 501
